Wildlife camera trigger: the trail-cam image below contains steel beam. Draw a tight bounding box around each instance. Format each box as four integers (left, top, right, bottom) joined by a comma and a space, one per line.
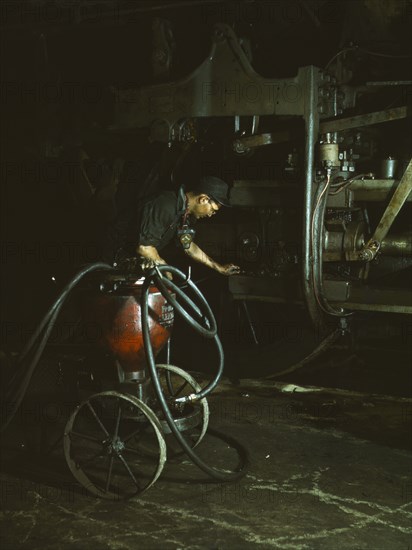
319, 106, 409, 134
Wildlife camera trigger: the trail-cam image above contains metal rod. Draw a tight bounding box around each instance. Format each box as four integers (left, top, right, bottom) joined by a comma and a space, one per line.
359, 159, 412, 261
105, 456, 114, 493
86, 401, 110, 437
371, 159, 412, 244
302, 66, 321, 326
366, 81, 412, 86
381, 233, 412, 256
319, 106, 409, 134
166, 337, 171, 365
241, 301, 259, 345
349, 179, 398, 191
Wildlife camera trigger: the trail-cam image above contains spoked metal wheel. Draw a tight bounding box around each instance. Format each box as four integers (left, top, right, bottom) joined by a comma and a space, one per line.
64, 391, 167, 500
155, 364, 209, 448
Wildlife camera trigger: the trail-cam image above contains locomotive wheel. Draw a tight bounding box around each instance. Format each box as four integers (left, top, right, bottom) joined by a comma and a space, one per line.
155, 364, 209, 448
64, 391, 166, 500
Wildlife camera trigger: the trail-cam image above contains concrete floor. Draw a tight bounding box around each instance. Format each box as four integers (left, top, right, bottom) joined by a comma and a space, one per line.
1, 373, 411, 550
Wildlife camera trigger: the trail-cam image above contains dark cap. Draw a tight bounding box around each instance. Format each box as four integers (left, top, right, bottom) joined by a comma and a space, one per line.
193, 176, 231, 207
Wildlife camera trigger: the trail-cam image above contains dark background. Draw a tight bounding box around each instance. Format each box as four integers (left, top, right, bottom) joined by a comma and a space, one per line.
1, 0, 411, 387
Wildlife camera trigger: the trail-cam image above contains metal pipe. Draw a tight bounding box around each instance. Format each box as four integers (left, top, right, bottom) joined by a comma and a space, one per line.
325, 230, 412, 257
166, 338, 171, 365
302, 67, 321, 326
381, 233, 412, 256
349, 179, 398, 191
349, 177, 412, 202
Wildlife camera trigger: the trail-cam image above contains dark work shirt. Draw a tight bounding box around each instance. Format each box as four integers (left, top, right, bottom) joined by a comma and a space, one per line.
103, 185, 191, 264
136, 189, 187, 250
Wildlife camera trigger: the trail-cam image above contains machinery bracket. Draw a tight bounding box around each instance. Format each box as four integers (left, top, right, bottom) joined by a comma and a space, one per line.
110, 24, 325, 141
359, 159, 412, 261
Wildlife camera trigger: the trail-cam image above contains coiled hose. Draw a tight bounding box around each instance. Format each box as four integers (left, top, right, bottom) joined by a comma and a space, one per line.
2, 261, 249, 483
142, 264, 249, 481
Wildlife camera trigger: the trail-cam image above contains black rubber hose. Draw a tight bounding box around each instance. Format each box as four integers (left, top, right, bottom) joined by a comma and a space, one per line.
1, 262, 114, 432
2, 297, 66, 431
142, 275, 249, 481
264, 328, 341, 379
18, 263, 113, 363
179, 334, 224, 403
149, 265, 223, 400
8, 262, 113, 392
153, 266, 217, 338
156, 275, 212, 331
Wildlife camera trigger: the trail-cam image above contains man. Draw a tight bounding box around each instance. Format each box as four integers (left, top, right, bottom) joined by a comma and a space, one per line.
106, 175, 240, 276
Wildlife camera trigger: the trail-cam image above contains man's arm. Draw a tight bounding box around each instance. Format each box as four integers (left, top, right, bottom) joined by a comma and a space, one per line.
137, 244, 166, 265
184, 242, 240, 275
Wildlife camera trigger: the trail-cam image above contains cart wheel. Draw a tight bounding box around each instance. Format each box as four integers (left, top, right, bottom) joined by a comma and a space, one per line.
64, 391, 166, 500
155, 364, 209, 448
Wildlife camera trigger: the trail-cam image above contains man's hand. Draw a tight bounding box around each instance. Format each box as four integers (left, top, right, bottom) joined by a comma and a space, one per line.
184, 243, 241, 276
137, 245, 173, 279
140, 259, 173, 280
140, 258, 158, 271
217, 263, 241, 276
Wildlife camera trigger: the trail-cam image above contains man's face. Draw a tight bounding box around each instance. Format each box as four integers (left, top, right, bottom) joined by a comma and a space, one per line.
192, 194, 222, 219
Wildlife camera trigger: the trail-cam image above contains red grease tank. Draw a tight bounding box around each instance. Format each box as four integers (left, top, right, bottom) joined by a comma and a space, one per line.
82, 276, 174, 373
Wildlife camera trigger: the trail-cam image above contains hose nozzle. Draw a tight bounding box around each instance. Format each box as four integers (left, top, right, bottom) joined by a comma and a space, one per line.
174, 393, 198, 404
